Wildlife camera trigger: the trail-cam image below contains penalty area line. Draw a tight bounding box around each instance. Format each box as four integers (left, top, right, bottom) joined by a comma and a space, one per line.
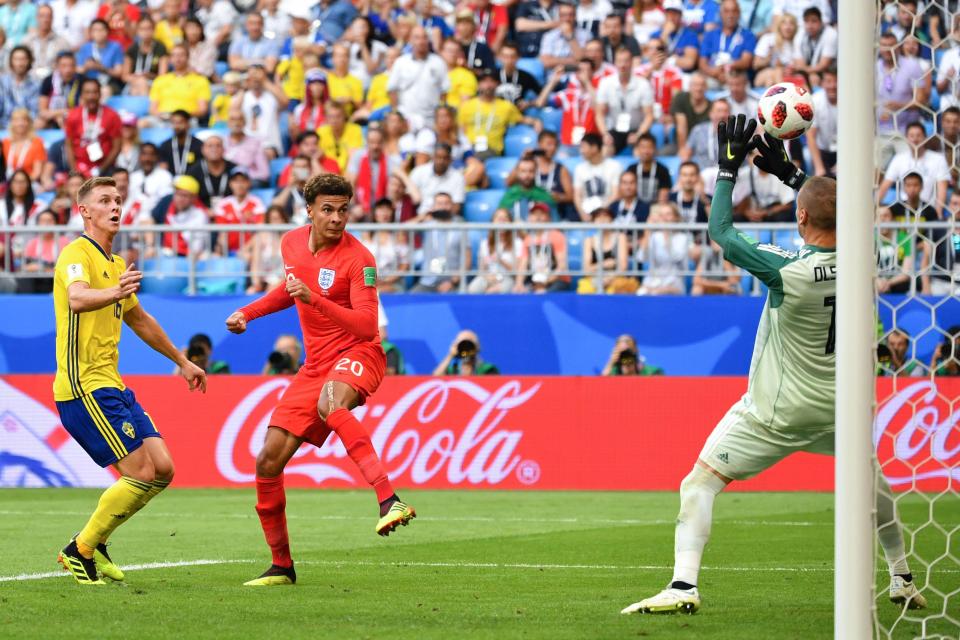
0, 559, 248, 583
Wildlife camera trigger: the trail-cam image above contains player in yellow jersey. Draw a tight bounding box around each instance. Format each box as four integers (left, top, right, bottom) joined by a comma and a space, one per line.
53, 176, 207, 585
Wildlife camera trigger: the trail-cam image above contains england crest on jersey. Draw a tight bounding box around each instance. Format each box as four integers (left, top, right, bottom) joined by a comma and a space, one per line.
318, 268, 336, 290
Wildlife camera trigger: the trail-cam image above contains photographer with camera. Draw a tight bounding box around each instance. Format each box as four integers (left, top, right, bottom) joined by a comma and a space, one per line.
432, 330, 499, 376
262, 334, 303, 375
602, 334, 664, 376
178, 333, 231, 375
931, 325, 960, 377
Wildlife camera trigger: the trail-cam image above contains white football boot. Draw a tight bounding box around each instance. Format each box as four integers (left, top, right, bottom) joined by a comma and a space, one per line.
621, 586, 701, 615
888, 575, 927, 610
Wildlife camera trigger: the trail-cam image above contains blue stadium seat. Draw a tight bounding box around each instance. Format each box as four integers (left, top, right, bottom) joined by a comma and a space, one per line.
463, 189, 505, 222
106, 95, 150, 118
485, 156, 516, 189
880, 187, 897, 206
559, 155, 582, 175
215, 61, 229, 79
504, 125, 538, 157
252, 187, 276, 205
556, 144, 579, 159
269, 157, 291, 187
659, 155, 681, 182
566, 229, 588, 273
649, 122, 665, 147
539, 107, 562, 134
140, 127, 173, 146
517, 57, 545, 85
37, 129, 65, 149
140, 258, 190, 294
196, 257, 248, 295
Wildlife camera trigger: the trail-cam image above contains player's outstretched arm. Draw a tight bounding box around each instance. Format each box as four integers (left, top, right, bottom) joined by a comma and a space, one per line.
124, 304, 207, 392
67, 263, 142, 313
753, 133, 807, 191
228, 282, 296, 332
709, 115, 795, 289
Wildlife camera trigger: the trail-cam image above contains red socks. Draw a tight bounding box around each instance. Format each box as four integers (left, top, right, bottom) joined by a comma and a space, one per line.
326, 408, 395, 503
255, 475, 292, 568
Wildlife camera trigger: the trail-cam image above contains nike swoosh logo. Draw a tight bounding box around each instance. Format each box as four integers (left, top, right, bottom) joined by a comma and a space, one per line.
284, 265, 295, 269
725, 142, 735, 161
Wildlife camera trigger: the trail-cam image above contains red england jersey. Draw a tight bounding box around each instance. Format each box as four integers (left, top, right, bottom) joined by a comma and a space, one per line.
64, 105, 122, 176
240, 226, 381, 374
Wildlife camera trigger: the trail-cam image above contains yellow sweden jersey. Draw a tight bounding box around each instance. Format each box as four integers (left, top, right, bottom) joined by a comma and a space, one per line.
53, 235, 138, 401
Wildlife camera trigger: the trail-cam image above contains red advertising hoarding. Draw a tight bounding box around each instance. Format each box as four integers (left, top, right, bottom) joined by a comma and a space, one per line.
1, 376, 956, 491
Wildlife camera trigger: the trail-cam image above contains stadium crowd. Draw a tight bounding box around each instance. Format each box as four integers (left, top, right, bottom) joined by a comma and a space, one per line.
0, 0, 955, 297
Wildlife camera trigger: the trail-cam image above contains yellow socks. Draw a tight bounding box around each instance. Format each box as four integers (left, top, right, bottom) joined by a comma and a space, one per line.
96, 478, 172, 546
76, 477, 153, 557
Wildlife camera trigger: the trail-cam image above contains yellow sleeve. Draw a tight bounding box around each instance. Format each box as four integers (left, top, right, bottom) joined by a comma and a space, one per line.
57, 243, 92, 287
350, 77, 363, 103
197, 76, 212, 101
347, 124, 363, 149
148, 76, 163, 102
458, 101, 471, 135
507, 102, 522, 126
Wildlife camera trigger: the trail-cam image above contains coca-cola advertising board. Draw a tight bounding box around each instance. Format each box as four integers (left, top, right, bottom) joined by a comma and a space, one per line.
1, 376, 957, 491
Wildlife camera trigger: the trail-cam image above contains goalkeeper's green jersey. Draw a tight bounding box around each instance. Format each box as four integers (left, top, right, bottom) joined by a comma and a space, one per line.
710, 180, 836, 431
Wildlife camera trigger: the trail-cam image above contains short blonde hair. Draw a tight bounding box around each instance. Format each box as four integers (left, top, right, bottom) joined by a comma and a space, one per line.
7, 107, 33, 137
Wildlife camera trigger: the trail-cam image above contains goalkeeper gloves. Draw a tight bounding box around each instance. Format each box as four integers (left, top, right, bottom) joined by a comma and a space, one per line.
752, 132, 806, 190
716, 114, 757, 182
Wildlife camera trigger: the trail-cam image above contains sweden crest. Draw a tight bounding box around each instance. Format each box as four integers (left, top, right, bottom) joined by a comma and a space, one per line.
121, 422, 135, 438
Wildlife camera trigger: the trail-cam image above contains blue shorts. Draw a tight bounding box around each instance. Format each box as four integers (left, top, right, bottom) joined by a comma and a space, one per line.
56, 387, 161, 468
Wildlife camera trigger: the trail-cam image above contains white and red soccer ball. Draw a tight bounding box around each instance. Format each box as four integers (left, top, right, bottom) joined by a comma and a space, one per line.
757, 82, 815, 140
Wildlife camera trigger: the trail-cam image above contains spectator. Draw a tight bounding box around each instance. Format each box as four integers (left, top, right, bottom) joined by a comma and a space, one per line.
583, 38, 617, 82
214, 168, 265, 255
670, 160, 709, 224
596, 47, 654, 154
63, 78, 122, 178
0, 46, 40, 127
601, 334, 634, 375
52, 172, 85, 227
453, 10, 496, 72
122, 16, 168, 97
409, 143, 466, 214
387, 26, 449, 127
721, 70, 757, 120
327, 43, 363, 117
878, 329, 927, 377
535, 60, 599, 146
317, 101, 363, 173
501, 155, 556, 221
428, 105, 486, 189
627, 0, 666, 45
681, 0, 720, 34
931, 325, 960, 377
459, 70, 533, 158
153, 0, 183, 52
576, 0, 613, 37
681, 98, 729, 171
151, 174, 210, 257
876, 29, 924, 147
345, 16, 388, 91
50, 0, 98, 52
875, 206, 913, 295
925, 191, 960, 297
260, 0, 290, 45
148, 43, 212, 121
27, 5, 69, 79
263, 334, 302, 375
651, 0, 699, 73
76, 19, 124, 94
97, 0, 139, 51
469, 207, 522, 293
670, 72, 711, 151
936, 18, 960, 112
626, 133, 672, 206
289, 70, 327, 141
516, 201, 570, 292
247, 205, 287, 294
18, 209, 68, 293
470, 0, 510, 48
878, 123, 949, 213
361, 197, 410, 292
114, 111, 140, 172
223, 110, 270, 185
529, 130, 576, 221
753, 12, 799, 88
698, 0, 755, 88
184, 18, 216, 79
636, 37, 683, 137
441, 37, 478, 109
186, 134, 236, 208
637, 201, 692, 295
411, 192, 469, 292
579, 206, 633, 294
316, 0, 359, 44
158, 110, 203, 176
128, 143, 174, 220
610, 170, 645, 222
495, 41, 542, 110
4, 109, 45, 184
808, 66, 838, 177
0, 169, 38, 226
279, 131, 340, 186
241, 63, 288, 159
692, 239, 740, 295
793, 6, 837, 87
887, 0, 925, 43
229, 13, 280, 73
539, 3, 590, 70
0, 0, 35, 48
193, 0, 237, 57
773, 0, 832, 24
433, 330, 499, 375
210, 72, 244, 128
271, 155, 311, 224
37, 52, 81, 130
601, 14, 641, 62
573, 132, 621, 219
182, 333, 230, 375
735, 151, 796, 222
888, 173, 940, 284
515, 0, 560, 58
347, 128, 402, 215
386, 173, 418, 222
603, 338, 664, 375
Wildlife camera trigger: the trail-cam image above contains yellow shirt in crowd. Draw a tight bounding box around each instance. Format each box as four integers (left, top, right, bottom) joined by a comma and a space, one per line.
326, 72, 363, 116
457, 97, 522, 155
317, 122, 364, 172
446, 67, 477, 108
150, 71, 212, 116
365, 72, 391, 112
276, 57, 306, 102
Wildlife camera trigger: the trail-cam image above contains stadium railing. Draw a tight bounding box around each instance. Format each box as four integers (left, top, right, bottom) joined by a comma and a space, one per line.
0, 221, 951, 296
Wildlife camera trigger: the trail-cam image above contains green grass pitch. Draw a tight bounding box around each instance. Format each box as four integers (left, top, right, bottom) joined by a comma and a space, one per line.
1, 489, 956, 639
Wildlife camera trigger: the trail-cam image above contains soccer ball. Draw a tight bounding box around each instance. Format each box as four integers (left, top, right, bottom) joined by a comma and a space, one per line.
756, 82, 815, 140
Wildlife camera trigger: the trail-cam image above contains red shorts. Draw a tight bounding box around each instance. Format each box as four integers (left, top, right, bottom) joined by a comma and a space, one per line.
269, 342, 386, 446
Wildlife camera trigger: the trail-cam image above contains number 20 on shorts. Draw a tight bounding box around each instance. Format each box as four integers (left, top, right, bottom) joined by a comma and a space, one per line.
335, 357, 364, 377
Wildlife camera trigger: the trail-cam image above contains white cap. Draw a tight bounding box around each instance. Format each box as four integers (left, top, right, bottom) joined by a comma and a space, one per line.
285, 4, 313, 21
662, 0, 683, 11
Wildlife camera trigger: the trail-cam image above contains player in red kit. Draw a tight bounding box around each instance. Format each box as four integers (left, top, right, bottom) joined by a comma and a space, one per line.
225, 174, 415, 587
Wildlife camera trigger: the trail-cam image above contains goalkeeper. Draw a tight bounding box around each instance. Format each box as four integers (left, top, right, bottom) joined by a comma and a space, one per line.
622, 115, 926, 615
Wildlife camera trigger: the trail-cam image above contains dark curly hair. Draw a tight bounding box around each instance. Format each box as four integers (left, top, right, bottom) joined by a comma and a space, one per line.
303, 173, 354, 205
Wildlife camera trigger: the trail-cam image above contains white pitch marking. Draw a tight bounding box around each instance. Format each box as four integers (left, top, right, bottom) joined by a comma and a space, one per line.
0, 559, 247, 583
